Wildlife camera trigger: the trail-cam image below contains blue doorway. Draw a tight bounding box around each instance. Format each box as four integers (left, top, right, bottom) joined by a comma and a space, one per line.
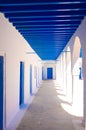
47, 68, 53, 79
0, 56, 4, 129
19, 62, 24, 106
30, 65, 32, 95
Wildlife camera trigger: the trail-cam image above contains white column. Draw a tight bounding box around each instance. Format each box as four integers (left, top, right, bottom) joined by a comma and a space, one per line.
72, 58, 83, 117
61, 52, 67, 95
72, 67, 80, 104
56, 59, 61, 84
60, 55, 63, 87
66, 51, 72, 103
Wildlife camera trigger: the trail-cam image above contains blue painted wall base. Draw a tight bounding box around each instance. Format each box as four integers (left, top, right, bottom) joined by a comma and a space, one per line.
19, 62, 24, 106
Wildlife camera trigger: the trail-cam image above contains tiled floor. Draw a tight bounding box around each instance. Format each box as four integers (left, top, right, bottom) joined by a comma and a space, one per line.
6, 80, 84, 130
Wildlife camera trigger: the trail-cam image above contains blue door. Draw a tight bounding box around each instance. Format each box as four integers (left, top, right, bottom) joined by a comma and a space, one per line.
19, 62, 24, 106
30, 65, 32, 95
0, 56, 4, 129
47, 68, 53, 79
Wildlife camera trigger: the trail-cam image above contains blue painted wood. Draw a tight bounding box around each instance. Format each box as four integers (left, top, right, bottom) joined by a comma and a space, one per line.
79, 67, 82, 80
19, 62, 24, 106
0, 56, 3, 129
0, 1, 86, 60
30, 64, 32, 95
47, 68, 53, 79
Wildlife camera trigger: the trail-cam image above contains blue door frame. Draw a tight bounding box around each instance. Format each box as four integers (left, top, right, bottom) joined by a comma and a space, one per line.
47, 68, 53, 79
0, 56, 4, 129
19, 62, 24, 106
30, 65, 32, 95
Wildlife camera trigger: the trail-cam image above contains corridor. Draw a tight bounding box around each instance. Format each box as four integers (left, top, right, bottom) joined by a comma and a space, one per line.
16, 80, 84, 130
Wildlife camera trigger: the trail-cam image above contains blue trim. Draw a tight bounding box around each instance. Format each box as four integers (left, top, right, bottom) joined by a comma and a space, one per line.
19, 62, 24, 106
0, 56, 3, 129
79, 67, 82, 80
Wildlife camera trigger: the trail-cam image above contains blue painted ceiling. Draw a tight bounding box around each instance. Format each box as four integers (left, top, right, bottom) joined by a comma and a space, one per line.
0, 0, 86, 60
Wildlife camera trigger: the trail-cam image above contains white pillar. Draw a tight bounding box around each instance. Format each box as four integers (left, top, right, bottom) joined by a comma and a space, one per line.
56, 59, 61, 84
72, 58, 83, 117
61, 52, 67, 95
60, 55, 64, 87
72, 68, 80, 103
66, 51, 72, 103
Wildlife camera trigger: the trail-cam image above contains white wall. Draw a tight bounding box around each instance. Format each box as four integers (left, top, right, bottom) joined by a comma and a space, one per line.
42, 60, 56, 80
0, 13, 42, 128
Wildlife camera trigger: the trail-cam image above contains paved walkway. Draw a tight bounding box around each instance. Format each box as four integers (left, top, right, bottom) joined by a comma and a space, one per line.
16, 80, 84, 130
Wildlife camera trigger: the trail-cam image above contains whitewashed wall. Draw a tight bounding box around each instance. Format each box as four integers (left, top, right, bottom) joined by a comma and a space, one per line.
0, 13, 42, 127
